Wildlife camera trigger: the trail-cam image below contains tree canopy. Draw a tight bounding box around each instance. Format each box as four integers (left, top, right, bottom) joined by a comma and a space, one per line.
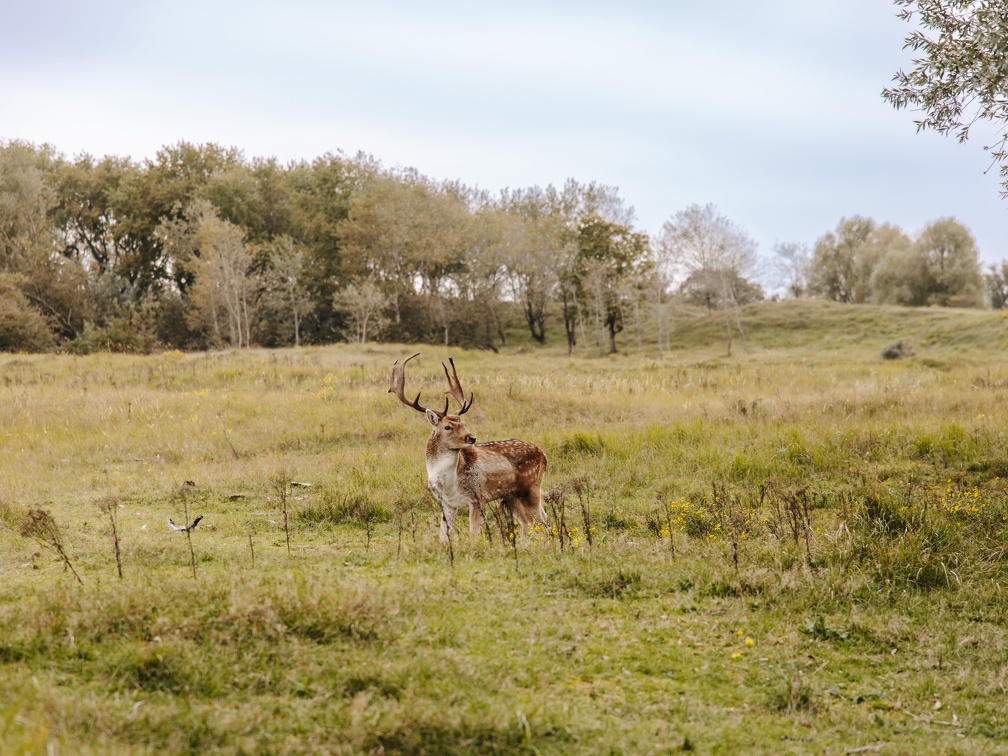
883, 1, 1008, 195
0, 137, 1000, 355
808, 216, 982, 307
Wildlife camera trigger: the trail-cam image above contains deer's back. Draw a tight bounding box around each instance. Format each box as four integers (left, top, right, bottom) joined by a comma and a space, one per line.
459, 439, 546, 500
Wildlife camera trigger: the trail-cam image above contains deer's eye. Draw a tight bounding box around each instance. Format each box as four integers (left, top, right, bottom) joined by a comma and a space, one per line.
444, 424, 452, 431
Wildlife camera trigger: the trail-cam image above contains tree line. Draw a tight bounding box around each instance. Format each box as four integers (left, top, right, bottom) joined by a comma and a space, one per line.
1, 139, 1004, 355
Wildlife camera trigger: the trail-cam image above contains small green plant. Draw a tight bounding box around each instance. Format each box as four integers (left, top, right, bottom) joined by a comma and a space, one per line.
801, 614, 849, 642
773, 674, 815, 715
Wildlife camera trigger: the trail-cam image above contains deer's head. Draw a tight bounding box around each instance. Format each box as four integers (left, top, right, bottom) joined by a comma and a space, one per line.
389, 353, 476, 449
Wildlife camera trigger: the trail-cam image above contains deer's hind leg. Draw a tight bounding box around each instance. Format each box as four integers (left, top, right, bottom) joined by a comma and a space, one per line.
468, 499, 485, 539
512, 486, 547, 535
528, 484, 547, 526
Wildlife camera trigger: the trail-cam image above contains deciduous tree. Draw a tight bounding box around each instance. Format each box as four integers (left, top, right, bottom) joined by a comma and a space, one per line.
259, 236, 312, 346
658, 204, 759, 355
572, 215, 650, 355
187, 203, 257, 347
771, 241, 811, 298
986, 261, 1008, 308
333, 277, 389, 343
807, 216, 878, 304
913, 217, 982, 306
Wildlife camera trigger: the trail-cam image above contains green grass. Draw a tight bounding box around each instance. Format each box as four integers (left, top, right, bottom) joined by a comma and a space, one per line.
2, 301, 1008, 752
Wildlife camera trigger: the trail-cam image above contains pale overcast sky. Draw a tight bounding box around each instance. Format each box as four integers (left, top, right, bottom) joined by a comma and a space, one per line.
3, 0, 1006, 267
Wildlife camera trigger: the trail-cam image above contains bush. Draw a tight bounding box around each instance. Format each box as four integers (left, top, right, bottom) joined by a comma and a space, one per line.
0, 273, 55, 351
65, 315, 159, 354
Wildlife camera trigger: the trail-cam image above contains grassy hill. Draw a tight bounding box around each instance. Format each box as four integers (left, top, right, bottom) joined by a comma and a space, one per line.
729, 299, 1008, 355
1, 300, 1007, 753
506, 298, 1008, 364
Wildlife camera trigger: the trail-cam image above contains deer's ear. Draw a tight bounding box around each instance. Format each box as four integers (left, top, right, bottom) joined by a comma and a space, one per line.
426, 409, 440, 427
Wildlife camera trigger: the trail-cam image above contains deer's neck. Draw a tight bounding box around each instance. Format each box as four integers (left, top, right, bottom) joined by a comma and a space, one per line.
425, 439, 462, 486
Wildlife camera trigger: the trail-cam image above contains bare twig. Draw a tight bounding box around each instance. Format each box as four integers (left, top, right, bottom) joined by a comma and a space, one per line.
97, 496, 123, 578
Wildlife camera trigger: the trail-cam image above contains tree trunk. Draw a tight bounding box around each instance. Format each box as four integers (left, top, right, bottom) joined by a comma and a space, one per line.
523, 296, 545, 344
561, 286, 577, 355
722, 307, 733, 357
732, 300, 749, 354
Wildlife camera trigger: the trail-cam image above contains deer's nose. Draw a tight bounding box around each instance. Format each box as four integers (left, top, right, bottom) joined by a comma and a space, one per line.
466, 434, 476, 444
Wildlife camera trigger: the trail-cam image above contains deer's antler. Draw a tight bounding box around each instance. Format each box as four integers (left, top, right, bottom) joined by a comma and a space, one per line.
389, 353, 449, 416
442, 357, 474, 415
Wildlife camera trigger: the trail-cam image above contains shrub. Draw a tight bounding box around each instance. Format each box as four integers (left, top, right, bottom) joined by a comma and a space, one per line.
0, 273, 55, 351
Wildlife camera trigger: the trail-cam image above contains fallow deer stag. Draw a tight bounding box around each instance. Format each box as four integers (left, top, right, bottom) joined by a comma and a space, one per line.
388, 353, 547, 543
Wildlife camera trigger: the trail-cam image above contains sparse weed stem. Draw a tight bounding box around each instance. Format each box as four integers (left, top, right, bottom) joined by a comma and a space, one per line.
270, 468, 293, 556
97, 496, 123, 578
571, 477, 594, 552
544, 486, 572, 553
394, 496, 420, 558
484, 499, 520, 567
20, 508, 83, 585
173, 480, 199, 579
765, 482, 815, 567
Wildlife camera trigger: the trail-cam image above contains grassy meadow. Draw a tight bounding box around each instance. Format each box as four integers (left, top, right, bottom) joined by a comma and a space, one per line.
2, 300, 1008, 753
